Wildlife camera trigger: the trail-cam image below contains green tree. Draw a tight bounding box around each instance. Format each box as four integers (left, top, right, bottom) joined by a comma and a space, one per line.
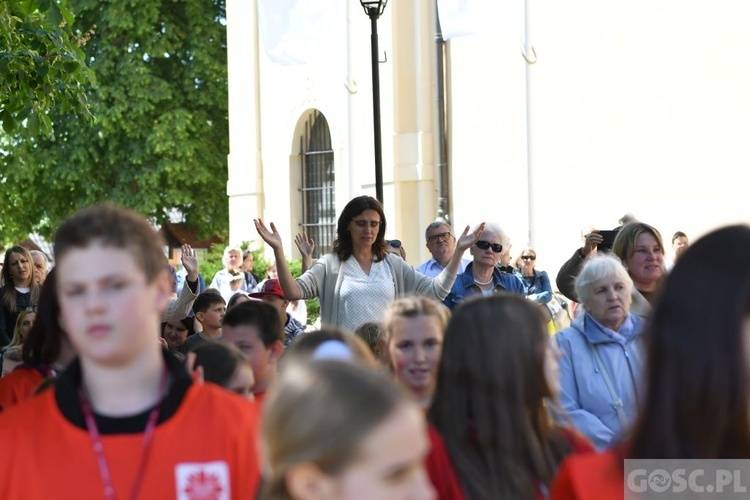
1, 0, 229, 242
0, 0, 94, 137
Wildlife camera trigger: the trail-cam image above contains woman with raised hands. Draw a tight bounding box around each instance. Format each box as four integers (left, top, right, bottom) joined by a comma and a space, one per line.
255, 195, 483, 333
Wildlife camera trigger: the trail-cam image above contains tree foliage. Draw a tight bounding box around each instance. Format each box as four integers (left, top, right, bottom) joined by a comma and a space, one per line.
1, 0, 229, 242
0, 0, 94, 137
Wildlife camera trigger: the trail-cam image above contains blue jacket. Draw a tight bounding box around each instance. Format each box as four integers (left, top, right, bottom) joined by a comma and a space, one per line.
513, 269, 553, 304
442, 262, 525, 310
555, 312, 644, 450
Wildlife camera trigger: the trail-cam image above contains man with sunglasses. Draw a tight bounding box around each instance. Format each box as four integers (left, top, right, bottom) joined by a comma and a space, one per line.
441, 222, 525, 310
416, 222, 471, 278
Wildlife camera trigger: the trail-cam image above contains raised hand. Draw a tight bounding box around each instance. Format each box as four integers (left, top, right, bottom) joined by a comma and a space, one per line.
254, 218, 284, 252
294, 233, 315, 257
582, 231, 604, 257
294, 232, 315, 273
455, 222, 486, 252
180, 244, 199, 281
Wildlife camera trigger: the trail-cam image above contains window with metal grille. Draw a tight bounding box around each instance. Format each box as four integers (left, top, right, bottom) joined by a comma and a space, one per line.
299, 110, 335, 258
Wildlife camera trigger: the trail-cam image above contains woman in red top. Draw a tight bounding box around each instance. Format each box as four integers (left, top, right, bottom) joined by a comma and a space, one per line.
428, 293, 593, 499
551, 225, 750, 499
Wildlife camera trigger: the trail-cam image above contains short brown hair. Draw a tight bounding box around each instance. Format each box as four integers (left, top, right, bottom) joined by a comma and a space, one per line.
54, 203, 167, 284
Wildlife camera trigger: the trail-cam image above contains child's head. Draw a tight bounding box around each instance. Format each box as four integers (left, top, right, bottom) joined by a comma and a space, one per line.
283, 328, 376, 368
382, 296, 450, 405
192, 290, 226, 332
54, 203, 168, 285
262, 360, 434, 500
266, 261, 278, 280
227, 292, 251, 310
191, 341, 254, 400
353, 321, 385, 360
221, 300, 283, 394
9, 307, 36, 348
54, 204, 173, 367
248, 279, 288, 324
228, 269, 244, 291
161, 317, 194, 351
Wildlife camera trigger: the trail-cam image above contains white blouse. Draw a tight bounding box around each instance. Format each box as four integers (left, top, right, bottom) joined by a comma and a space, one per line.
336, 257, 395, 332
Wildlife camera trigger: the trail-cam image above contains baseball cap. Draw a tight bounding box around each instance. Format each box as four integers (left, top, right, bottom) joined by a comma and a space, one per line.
249, 279, 286, 300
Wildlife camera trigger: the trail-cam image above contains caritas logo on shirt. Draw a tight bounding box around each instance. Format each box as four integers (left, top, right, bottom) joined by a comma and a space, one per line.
175, 461, 230, 500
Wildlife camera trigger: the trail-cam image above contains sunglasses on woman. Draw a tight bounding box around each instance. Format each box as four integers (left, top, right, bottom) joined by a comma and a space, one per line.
386, 239, 402, 248
521, 255, 536, 261
475, 240, 503, 253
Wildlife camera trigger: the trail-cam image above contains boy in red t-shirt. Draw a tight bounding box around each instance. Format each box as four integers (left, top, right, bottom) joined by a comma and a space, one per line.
221, 300, 283, 407
0, 203, 260, 499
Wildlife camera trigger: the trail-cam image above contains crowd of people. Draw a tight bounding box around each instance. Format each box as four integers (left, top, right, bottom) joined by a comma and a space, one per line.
0, 196, 745, 500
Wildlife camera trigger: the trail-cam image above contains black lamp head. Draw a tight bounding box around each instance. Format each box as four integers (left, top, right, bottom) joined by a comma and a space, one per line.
360, 0, 388, 18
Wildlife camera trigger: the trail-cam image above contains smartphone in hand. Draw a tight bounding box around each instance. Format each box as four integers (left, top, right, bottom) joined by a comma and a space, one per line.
597, 229, 619, 251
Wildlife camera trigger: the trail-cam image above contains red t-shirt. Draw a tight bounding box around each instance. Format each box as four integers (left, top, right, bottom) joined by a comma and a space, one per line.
550, 449, 624, 500
0, 382, 260, 499
0, 366, 46, 412
426, 425, 595, 500
425, 424, 465, 500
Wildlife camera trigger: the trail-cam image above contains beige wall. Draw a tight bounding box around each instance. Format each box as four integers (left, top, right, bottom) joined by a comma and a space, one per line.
228, 0, 750, 276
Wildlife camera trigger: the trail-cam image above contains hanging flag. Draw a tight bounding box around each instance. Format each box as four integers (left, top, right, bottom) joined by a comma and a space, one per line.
437, 0, 477, 40
257, 0, 339, 65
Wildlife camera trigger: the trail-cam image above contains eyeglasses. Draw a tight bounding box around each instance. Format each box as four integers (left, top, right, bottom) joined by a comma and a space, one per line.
475, 240, 503, 253
521, 255, 536, 261
352, 220, 382, 229
427, 231, 452, 244
386, 239, 402, 248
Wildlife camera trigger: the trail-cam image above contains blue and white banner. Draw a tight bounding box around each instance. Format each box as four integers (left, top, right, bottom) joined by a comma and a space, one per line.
257, 0, 338, 65
437, 0, 477, 40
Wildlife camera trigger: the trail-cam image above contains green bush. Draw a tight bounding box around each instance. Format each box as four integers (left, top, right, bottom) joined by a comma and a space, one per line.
198, 243, 226, 283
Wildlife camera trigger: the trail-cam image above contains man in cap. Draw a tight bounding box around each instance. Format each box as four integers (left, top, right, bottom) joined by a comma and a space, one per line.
249, 279, 305, 347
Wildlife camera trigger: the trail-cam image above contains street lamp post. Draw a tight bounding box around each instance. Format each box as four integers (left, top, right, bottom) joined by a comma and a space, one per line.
360, 0, 388, 203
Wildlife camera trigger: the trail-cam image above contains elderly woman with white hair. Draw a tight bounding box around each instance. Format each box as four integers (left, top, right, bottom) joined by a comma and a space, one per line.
554, 254, 645, 450
209, 245, 249, 301
442, 222, 525, 310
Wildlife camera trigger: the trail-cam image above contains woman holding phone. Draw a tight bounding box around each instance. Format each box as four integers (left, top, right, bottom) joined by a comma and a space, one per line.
556, 222, 666, 317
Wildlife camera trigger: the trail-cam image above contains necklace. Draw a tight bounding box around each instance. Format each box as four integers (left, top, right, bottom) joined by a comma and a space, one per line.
79, 364, 169, 500
474, 276, 493, 286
